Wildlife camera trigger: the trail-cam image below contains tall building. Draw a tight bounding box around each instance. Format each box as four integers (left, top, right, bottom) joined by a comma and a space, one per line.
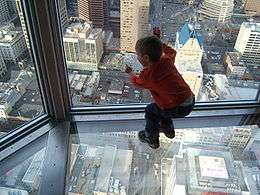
58, 0, 68, 30
7, 0, 18, 19
0, 54, 7, 78
199, 0, 234, 23
0, 0, 17, 26
164, 147, 250, 195
78, 0, 108, 29
224, 52, 247, 79
120, 0, 150, 52
66, 0, 79, 18
108, 0, 120, 37
63, 21, 103, 71
0, 24, 27, 63
16, 0, 30, 50
108, 11, 120, 38
234, 22, 260, 66
175, 22, 204, 99
244, 0, 260, 16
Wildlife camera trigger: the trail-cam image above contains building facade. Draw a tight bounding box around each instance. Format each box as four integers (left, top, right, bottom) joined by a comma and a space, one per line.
66, 0, 78, 18
175, 22, 204, 99
78, 0, 108, 29
234, 22, 260, 66
63, 21, 103, 71
0, 54, 7, 78
244, 0, 260, 16
0, 0, 18, 26
199, 0, 234, 22
58, 0, 68, 30
0, 24, 27, 63
16, 0, 30, 50
224, 52, 247, 79
120, 0, 150, 52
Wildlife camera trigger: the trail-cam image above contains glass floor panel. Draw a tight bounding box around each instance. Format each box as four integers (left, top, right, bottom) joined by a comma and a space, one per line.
67, 123, 260, 195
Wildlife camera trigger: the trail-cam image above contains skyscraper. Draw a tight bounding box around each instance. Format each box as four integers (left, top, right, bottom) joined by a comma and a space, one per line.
244, 0, 260, 16
120, 0, 150, 52
0, 24, 27, 63
164, 147, 250, 195
234, 22, 260, 66
66, 0, 79, 18
0, 0, 16, 26
63, 21, 103, 71
58, 0, 68, 30
175, 22, 203, 99
0, 54, 7, 78
199, 0, 234, 22
16, 0, 30, 50
78, 0, 108, 29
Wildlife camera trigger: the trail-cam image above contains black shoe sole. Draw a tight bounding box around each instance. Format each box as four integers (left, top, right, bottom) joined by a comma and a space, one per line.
138, 131, 160, 149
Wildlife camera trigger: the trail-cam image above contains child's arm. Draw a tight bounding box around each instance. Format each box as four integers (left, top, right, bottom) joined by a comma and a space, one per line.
153, 27, 177, 63
162, 43, 177, 63
125, 65, 151, 88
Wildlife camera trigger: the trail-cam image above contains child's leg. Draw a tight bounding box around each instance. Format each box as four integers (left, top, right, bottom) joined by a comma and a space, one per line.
144, 103, 161, 140
160, 109, 177, 139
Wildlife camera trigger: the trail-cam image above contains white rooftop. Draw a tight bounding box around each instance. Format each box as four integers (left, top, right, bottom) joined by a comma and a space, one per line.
199, 156, 229, 179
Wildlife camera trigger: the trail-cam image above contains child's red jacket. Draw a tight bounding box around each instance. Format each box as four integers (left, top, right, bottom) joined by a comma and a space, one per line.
130, 43, 193, 109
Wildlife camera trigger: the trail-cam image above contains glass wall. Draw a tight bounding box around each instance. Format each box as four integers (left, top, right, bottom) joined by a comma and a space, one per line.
61, 0, 260, 107
0, 0, 44, 135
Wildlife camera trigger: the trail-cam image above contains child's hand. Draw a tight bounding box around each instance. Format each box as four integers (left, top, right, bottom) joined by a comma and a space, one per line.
153, 27, 161, 39
125, 65, 133, 74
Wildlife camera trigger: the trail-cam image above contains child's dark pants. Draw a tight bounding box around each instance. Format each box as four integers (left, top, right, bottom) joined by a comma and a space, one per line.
144, 97, 195, 140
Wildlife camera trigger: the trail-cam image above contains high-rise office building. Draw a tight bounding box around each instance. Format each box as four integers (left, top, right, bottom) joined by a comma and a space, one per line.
0, 0, 17, 26
164, 147, 250, 195
58, 0, 68, 30
16, 0, 30, 50
0, 24, 27, 63
107, 0, 120, 37
66, 0, 79, 18
0, 54, 7, 78
120, 0, 150, 52
7, 0, 17, 19
78, 0, 108, 29
175, 22, 203, 99
63, 21, 103, 71
234, 22, 260, 66
244, 0, 260, 16
199, 0, 234, 22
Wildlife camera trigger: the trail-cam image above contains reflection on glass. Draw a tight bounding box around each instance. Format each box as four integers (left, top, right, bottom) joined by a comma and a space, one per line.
0, 0, 44, 134
62, 0, 260, 106
0, 148, 46, 195
67, 124, 260, 195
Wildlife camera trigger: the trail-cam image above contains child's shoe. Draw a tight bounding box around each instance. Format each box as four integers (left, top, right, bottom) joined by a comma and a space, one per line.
138, 130, 160, 149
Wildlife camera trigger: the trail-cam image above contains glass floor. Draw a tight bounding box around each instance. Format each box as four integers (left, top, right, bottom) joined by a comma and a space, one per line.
67, 123, 260, 195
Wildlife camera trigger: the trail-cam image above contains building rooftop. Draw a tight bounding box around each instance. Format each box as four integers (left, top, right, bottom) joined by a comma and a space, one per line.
94, 145, 117, 193
179, 22, 203, 48
225, 52, 245, 67
186, 147, 249, 194
0, 30, 23, 44
243, 21, 260, 32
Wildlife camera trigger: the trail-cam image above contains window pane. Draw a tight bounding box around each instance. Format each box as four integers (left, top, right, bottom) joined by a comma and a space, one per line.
62, 0, 259, 107
0, 0, 44, 135
67, 123, 260, 194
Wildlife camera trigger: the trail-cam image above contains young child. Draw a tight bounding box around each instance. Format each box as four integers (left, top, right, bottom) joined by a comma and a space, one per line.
125, 27, 195, 149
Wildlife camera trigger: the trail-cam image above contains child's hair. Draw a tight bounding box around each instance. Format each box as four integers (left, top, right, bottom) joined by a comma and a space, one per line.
135, 36, 162, 62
